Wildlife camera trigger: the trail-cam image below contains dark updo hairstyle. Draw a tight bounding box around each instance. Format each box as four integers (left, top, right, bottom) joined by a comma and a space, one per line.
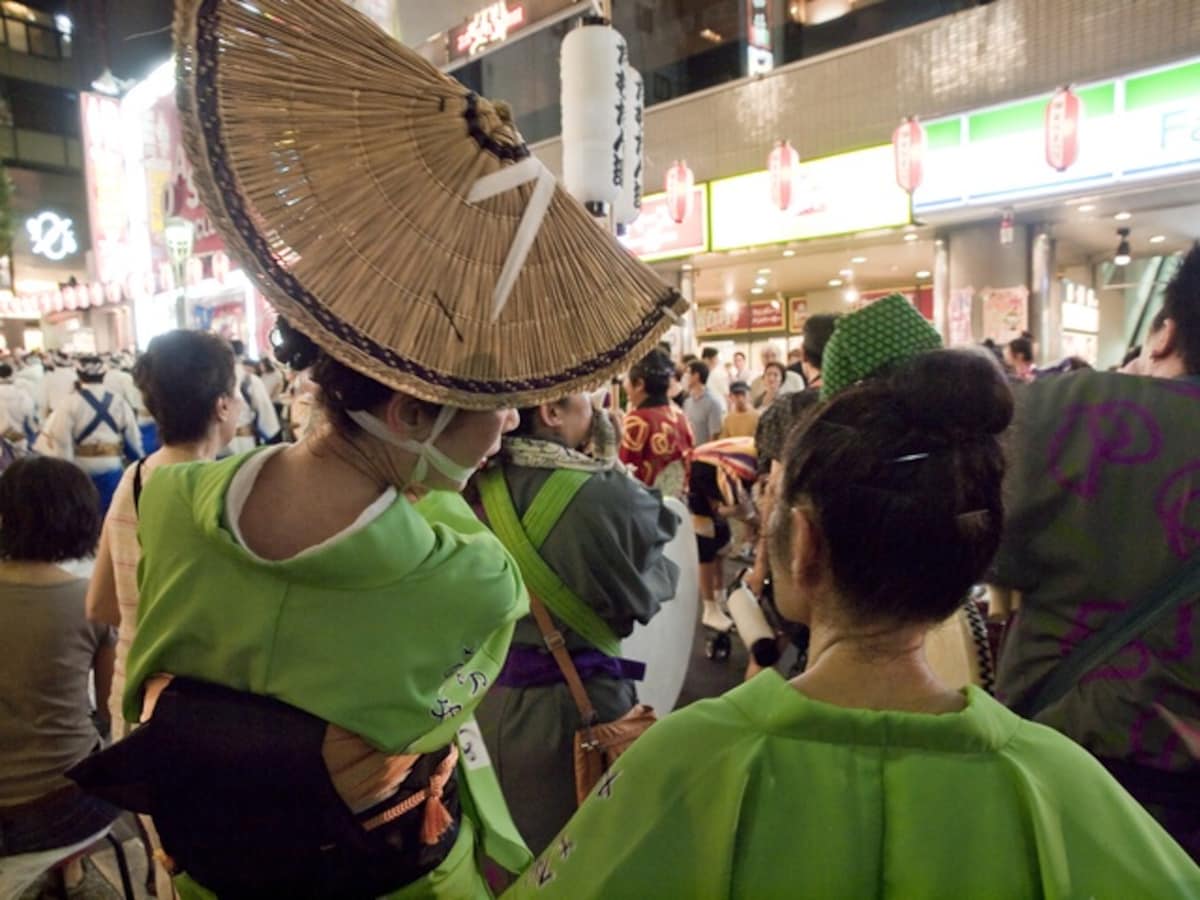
628, 349, 674, 404
774, 349, 1013, 627
134, 331, 237, 445
272, 317, 435, 432
0, 457, 100, 562
1156, 242, 1200, 375
764, 361, 787, 381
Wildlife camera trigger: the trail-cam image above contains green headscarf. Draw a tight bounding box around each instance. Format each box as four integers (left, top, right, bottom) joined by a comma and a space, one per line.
821, 293, 943, 399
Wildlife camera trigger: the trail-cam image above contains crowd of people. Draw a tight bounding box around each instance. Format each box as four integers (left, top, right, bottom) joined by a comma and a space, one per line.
2, 2, 1199, 893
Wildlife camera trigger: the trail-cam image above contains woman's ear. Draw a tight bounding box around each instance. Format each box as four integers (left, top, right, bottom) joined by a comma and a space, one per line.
789, 506, 825, 588
1148, 317, 1178, 362
382, 392, 424, 435
214, 393, 233, 423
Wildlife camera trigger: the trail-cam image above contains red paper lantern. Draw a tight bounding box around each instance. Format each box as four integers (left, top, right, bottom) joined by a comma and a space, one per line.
768, 140, 800, 213
212, 251, 231, 283
51, 290, 63, 313
63, 286, 77, 310
664, 160, 694, 225
90, 283, 105, 307
892, 117, 926, 195
1045, 86, 1083, 173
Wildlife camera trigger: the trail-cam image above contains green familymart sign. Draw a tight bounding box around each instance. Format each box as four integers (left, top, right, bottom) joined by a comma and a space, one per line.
914, 56, 1200, 212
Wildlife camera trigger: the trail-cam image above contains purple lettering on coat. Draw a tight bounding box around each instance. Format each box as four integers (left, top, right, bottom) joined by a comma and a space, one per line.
1048, 402, 1163, 499
1155, 461, 1200, 558
1063, 600, 1151, 683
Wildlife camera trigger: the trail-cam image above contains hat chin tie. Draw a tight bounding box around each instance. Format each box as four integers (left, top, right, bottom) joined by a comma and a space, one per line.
467, 156, 557, 323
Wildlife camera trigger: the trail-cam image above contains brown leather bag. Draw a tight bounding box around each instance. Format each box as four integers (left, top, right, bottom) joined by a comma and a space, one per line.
528, 596, 656, 805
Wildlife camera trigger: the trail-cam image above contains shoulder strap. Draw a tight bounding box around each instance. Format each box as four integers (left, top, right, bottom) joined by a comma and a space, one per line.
478, 468, 622, 657
1018, 553, 1200, 719
528, 595, 598, 725
133, 459, 147, 514
521, 469, 591, 548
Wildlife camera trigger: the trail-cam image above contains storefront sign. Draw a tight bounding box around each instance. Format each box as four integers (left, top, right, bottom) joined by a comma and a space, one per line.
81, 92, 129, 284
709, 145, 911, 252
948, 287, 974, 347
26, 212, 77, 261
852, 287, 934, 321
915, 56, 1200, 212
788, 297, 808, 334
696, 299, 785, 336
619, 187, 708, 262
981, 285, 1029, 345
449, 1, 527, 61
746, 0, 774, 75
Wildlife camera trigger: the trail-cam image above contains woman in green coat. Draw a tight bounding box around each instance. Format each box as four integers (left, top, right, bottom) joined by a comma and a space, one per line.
506, 350, 1200, 899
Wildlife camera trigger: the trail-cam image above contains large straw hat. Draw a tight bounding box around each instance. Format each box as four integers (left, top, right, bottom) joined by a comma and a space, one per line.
174, 0, 687, 410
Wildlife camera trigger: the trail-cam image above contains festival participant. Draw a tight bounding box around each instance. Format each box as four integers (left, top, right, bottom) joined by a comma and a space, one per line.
506, 350, 1200, 898
995, 243, 1200, 859
620, 350, 694, 497
42, 351, 78, 418
0, 362, 37, 452
474, 393, 678, 855
40, 356, 143, 515
1005, 335, 1036, 382
67, 2, 687, 896
104, 353, 156, 455
226, 341, 281, 454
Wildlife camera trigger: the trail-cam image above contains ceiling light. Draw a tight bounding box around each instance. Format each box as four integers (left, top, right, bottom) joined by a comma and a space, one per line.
757, 267, 771, 275
1077, 204, 1096, 213
681, 262, 694, 271
839, 268, 853, 277
904, 233, 918, 242
755, 276, 768, 286
1115, 211, 1132, 221
724, 298, 740, 313
769, 299, 781, 310
1150, 234, 1166, 244
851, 256, 867, 264
1114, 228, 1132, 267
699, 27, 722, 43
915, 270, 931, 279
750, 287, 764, 295
828, 278, 843, 287
843, 288, 860, 304
782, 249, 796, 257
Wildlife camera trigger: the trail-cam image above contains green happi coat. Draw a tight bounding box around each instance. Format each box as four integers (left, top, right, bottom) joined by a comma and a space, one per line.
505, 669, 1200, 899
124, 450, 531, 898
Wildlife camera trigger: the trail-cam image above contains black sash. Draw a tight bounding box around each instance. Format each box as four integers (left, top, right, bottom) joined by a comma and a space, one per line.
68, 678, 458, 899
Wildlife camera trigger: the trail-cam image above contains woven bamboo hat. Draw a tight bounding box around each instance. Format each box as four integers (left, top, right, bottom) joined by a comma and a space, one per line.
174, 0, 687, 410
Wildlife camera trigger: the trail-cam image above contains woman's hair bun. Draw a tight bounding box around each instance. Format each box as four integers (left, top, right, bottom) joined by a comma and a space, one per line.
888, 349, 1014, 440
271, 317, 320, 371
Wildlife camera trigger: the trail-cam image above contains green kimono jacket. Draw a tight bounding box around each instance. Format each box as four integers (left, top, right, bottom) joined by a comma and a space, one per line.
124, 450, 531, 897
504, 670, 1200, 899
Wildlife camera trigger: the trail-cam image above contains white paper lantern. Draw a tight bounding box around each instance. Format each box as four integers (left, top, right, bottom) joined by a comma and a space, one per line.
615, 65, 644, 227
561, 17, 627, 215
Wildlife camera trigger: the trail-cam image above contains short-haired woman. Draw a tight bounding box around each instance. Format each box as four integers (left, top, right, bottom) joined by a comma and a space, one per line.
505, 351, 1200, 898
0, 457, 119, 899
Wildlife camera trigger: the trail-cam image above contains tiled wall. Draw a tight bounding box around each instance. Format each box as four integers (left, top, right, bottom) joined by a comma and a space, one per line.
532, 0, 1200, 187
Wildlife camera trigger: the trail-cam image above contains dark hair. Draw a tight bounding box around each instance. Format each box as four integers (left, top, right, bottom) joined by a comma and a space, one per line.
657, 341, 672, 358
0, 457, 100, 562
135, 331, 237, 445
687, 360, 710, 384
272, 317, 433, 432
701, 347, 719, 361
628, 349, 674, 402
1156, 243, 1200, 374
773, 350, 1012, 627
230, 339, 246, 358
802, 314, 840, 370
512, 398, 571, 437
682, 353, 698, 366
764, 361, 787, 381
1008, 337, 1033, 364
0, 363, 11, 379
734, 351, 746, 361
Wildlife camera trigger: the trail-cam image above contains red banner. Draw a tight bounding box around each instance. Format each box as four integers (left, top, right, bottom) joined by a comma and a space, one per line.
620, 187, 707, 261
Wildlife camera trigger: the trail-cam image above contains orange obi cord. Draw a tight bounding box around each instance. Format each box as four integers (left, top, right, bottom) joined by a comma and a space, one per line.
360, 745, 459, 847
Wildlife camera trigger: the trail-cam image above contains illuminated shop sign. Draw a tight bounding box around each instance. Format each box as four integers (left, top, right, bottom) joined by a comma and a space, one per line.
915, 56, 1200, 212
709, 145, 910, 251
619, 187, 709, 262
26, 212, 78, 261
449, 1, 527, 61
